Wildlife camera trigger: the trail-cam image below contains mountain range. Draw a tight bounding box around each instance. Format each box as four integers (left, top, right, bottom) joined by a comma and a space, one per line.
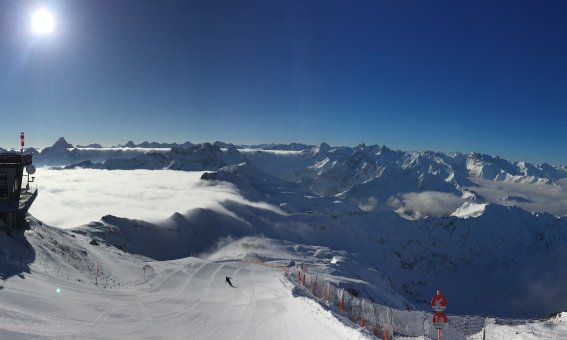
3, 137, 567, 318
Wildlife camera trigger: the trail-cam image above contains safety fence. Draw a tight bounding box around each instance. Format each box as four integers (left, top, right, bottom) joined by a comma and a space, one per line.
240, 257, 552, 339
283, 264, 546, 340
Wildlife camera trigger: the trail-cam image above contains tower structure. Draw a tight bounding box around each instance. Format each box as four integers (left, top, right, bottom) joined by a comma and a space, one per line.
0, 152, 38, 234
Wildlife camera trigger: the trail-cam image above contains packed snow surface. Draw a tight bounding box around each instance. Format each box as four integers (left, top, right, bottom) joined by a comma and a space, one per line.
0, 226, 367, 339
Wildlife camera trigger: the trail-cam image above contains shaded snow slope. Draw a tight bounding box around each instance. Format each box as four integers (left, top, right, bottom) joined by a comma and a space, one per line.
69, 196, 567, 319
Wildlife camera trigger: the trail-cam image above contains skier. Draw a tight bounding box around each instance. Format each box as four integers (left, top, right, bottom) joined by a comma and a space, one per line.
225, 276, 234, 287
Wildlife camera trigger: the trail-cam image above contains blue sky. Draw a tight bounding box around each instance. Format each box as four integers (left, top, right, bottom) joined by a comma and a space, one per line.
0, 0, 566, 163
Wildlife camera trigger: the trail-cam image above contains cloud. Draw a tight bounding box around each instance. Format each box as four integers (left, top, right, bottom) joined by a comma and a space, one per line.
394, 191, 463, 218
358, 196, 378, 212
468, 178, 567, 216
29, 168, 283, 229
204, 236, 300, 262
391, 178, 567, 218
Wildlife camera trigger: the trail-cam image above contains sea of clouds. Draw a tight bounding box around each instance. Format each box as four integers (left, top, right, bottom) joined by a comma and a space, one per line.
29, 168, 282, 229
28, 168, 567, 229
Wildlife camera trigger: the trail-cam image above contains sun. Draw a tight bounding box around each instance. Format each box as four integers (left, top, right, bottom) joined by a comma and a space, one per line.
32, 9, 55, 34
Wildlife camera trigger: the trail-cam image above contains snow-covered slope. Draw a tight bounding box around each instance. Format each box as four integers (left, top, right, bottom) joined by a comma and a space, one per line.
0, 222, 369, 339
88, 200, 567, 318
2, 216, 566, 339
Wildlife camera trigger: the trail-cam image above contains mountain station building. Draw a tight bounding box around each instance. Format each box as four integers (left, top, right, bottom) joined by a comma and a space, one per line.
0, 153, 38, 234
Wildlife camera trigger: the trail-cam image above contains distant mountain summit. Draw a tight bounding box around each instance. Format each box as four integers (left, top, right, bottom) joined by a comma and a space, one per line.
51, 137, 73, 149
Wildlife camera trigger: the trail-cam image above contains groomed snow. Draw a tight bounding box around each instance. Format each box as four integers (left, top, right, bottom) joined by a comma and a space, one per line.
0, 253, 368, 339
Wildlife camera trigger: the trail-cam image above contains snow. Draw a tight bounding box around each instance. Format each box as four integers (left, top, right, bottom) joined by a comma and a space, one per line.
451, 202, 488, 218
3, 138, 567, 338
2, 219, 567, 339
0, 225, 368, 339
483, 314, 567, 339
28, 137, 567, 219
465, 178, 567, 216
21, 164, 567, 319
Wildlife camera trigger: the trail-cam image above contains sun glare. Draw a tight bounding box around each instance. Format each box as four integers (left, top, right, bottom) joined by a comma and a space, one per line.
32, 9, 55, 34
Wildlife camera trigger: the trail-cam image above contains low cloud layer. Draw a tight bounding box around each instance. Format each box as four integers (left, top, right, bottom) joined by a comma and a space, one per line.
390, 178, 567, 219
468, 178, 567, 216
391, 191, 463, 218
29, 169, 281, 229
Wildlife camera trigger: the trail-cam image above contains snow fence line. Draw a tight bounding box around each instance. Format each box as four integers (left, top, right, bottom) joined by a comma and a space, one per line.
242, 258, 554, 340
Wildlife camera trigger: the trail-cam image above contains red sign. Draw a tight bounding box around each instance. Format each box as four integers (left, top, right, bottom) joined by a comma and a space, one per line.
432, 312, 448, 329
431, 290, 447, 312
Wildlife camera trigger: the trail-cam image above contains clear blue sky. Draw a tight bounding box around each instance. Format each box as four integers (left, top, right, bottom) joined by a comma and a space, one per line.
0, 0, 566, 163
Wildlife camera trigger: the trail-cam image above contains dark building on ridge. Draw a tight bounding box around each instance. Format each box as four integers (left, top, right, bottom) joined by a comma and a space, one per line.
0, 152, 38, 234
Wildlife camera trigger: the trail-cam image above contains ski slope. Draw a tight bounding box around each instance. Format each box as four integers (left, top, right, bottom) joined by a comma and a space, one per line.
1, 219, 566, 339
0, 256, 367, 339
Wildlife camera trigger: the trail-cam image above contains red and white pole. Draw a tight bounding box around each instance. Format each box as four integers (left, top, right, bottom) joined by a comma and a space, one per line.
20, 132, 25, 153
432, 290, 448, 340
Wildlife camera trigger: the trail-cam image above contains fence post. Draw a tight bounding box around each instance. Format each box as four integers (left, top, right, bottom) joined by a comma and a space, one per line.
312, 275, 318, 295
423, 311, 426, 338
389, 306, 393, 339
338, 289, 344, 311
95, 263, 100, 286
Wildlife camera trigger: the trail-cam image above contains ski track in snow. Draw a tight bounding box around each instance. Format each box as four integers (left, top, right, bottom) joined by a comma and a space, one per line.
0, 258, 368, 340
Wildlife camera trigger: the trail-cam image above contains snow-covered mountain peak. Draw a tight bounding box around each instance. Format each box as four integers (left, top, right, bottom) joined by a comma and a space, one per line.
451, 202, 488, 218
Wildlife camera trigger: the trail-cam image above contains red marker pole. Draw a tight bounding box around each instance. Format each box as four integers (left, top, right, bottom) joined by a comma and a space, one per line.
432, 290, 448, 340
